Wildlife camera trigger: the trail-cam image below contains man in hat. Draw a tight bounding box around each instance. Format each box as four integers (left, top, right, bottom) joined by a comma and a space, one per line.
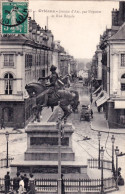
38, 65, 64, 107
13, 172, 21, 193
4, 171, 10, 194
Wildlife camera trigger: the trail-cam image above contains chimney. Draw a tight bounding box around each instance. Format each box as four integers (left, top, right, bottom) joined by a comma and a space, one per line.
118, 1, 125, 26
112, 8, 119, 26
45, 26, 47, 32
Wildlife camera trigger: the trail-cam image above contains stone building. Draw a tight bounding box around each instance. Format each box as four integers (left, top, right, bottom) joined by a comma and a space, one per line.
93, 1, 125, 128
0, 17, 74, 128
107, 23, 125, 128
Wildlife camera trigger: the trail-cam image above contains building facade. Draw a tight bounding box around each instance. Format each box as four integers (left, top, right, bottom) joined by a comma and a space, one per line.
107, 24, 125, 128
0, 18, 76, 128
92, 1, 125, 128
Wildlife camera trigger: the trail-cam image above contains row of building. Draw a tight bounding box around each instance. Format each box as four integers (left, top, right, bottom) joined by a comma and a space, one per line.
91, 1, 125, 128
0, 17, 77, 128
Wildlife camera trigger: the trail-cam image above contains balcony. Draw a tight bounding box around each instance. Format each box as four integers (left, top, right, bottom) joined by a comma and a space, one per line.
0, 93, 24, 101
3, 62, 14, 67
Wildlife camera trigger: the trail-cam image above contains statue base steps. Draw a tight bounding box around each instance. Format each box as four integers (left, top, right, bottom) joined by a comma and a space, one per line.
24, 148, 75, 161
11, 160, 88, 179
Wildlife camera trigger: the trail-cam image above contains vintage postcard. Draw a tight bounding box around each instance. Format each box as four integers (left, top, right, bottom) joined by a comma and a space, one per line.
0, 0, 125, 193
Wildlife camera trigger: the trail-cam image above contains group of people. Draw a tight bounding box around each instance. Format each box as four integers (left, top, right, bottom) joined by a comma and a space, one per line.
4, 171, 36, 194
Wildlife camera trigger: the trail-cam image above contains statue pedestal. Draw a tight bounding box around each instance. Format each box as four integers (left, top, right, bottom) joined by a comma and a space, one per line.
11, 122, 88, 178
24, 122, 75, 161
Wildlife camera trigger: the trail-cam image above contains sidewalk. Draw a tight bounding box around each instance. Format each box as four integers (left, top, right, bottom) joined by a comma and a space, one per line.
91, 103, 125, 134
0, 106, 55, 135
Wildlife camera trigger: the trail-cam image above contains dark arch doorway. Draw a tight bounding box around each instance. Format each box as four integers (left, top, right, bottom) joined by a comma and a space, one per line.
2, 107, 14, 123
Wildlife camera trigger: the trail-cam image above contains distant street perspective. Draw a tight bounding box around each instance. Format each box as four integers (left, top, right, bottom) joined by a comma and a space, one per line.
0, 1, 125, 194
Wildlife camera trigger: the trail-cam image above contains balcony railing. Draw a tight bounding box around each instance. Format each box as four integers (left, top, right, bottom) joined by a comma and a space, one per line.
4, 62, 14, 66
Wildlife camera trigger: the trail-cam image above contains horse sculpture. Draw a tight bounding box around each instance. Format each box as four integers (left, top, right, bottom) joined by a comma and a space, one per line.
25, 82, 79, 122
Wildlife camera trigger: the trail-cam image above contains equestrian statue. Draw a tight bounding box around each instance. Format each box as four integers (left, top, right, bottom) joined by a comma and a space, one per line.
25, 65, 79, 122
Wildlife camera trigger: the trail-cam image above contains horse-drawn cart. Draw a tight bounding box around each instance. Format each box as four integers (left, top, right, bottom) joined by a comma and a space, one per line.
80, 105, 93, 121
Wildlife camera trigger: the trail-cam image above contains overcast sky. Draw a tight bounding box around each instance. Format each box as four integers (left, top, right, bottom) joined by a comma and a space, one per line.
29, 1, 119, 59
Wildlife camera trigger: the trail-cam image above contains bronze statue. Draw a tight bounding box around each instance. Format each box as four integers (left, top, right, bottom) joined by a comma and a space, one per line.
38, 65, 64, 107
25, 65, 79, 122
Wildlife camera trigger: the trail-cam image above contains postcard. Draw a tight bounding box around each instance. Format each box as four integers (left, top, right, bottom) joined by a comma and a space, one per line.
0, 0, 125, 193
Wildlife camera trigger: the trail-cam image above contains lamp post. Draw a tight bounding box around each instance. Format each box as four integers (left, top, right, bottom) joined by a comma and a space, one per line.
5, 131, 9, 168
100, 146, 104, 194
111, 135, 115, 174
57, 110, 62, 194
115, 146, 119, 190
98, 131, 101, 169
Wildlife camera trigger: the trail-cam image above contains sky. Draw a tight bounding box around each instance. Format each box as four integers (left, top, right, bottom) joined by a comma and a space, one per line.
29, 1, 119, 59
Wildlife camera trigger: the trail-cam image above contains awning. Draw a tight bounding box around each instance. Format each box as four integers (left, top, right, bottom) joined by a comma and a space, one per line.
92, 86, 101, 96
94, 90, 104, 102
115, 101, 125, 109
96, 93, 109, 107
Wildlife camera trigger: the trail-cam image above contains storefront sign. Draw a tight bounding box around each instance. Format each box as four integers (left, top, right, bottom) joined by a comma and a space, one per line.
115, 101, 125, 109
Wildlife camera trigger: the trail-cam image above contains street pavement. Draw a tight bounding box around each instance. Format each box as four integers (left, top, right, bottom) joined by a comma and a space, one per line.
91, 98, 125, 135
0, 81, 125, 193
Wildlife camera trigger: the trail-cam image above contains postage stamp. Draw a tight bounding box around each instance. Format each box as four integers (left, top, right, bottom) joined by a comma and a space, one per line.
0, 1, 28, 34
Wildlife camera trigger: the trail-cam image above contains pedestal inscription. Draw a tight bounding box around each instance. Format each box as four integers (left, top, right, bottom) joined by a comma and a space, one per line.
30, 137, 69, 146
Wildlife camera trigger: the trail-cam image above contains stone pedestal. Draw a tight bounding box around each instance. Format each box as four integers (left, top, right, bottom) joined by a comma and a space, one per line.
11, 122, 88, 178
24, 122, 75, 161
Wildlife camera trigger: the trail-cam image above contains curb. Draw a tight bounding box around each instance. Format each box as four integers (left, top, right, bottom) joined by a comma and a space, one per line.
90, 122, 125, 135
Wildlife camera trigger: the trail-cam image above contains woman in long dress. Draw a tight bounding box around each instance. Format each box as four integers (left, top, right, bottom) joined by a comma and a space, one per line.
18, 176, 25, 194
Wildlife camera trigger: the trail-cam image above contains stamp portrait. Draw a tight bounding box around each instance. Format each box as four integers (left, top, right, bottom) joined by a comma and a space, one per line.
1, 1, 28, 34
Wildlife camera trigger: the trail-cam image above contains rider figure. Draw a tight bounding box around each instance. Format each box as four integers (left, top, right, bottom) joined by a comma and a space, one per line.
38, 65, 64, 107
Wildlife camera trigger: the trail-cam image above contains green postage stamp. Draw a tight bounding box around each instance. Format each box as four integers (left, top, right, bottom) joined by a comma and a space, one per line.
1, 1, 28, 34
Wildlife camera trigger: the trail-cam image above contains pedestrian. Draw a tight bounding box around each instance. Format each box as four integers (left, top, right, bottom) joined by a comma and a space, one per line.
29, 174, 35, 194
4, 171, 10, 194
24, 174, 29, 191
18, 176, 25, 194
61, 174, 65, 194
1, 117, 5, 129
90, 94, 93, 104
13, 172, 21, 193
91, 109, 93, 118
97, 106, 101, 113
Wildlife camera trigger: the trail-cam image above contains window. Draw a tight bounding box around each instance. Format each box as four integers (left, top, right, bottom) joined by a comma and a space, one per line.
121, 74, 125, 91
121, 74, 125, 78
121, 54, 125, 67
119, 110, 125, 127
4, 73, 13, 95
25, 54, 32, 68
4, 54, 14, 66
121, 83, 125, 91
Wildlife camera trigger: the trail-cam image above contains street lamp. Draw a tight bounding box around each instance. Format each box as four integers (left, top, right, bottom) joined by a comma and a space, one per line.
100, 146, 104, 194
111, 135, 115, 175
115, 146, 119, 190
57, 110, 62, 194
98, 131, 101, 169
5, 131, 9, 168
